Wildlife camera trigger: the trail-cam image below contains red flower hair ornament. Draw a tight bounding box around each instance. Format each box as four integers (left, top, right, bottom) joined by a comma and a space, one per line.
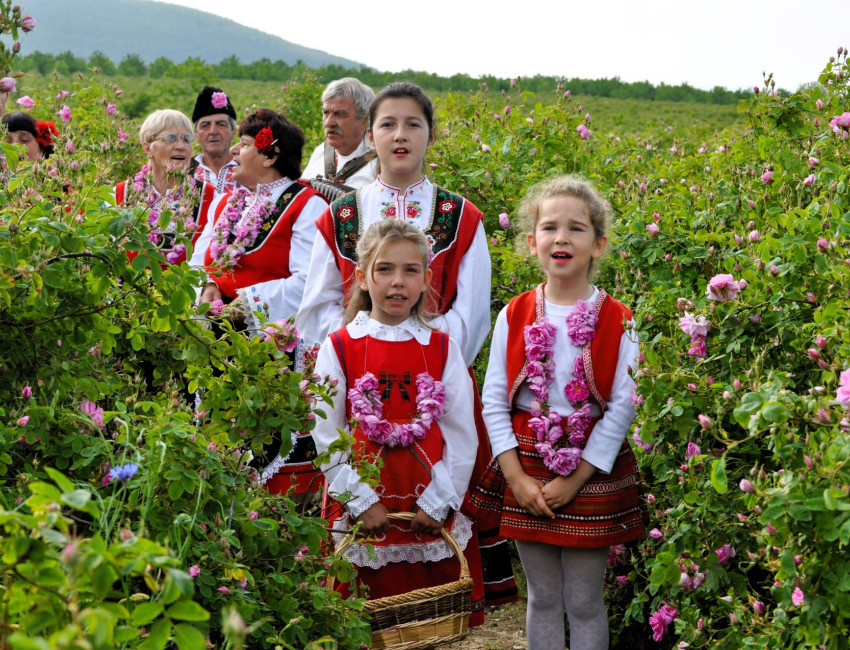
253, 127, 277, 154
35, 120, 60, 148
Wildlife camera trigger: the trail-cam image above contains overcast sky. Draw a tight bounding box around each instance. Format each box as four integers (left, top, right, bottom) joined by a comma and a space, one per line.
159, 0, 845, 91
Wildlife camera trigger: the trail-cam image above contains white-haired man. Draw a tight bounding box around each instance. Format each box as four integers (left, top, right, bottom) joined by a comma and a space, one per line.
301, 77, 376, 191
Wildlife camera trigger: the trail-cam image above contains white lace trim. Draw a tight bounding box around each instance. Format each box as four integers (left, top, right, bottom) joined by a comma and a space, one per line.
416, 495, 448, 523
348, 491, 380, 519
258, 431, 301, 486
333, 511, 473, 569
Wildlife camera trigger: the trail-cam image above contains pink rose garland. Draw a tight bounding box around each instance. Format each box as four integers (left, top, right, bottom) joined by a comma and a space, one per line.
524, 299, 598, 478
209, 188, 273, 268
348, 371, 446, 448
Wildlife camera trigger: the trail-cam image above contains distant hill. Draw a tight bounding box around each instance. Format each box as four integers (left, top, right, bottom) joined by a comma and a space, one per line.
14, 0, 365, 69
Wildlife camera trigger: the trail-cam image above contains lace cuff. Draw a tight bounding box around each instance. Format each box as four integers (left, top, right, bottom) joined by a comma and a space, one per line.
416, 495, 449, 523
348, 491, 380, 520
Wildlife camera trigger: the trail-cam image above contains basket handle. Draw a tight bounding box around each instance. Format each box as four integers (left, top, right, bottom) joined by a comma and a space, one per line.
330, 511, 470, 585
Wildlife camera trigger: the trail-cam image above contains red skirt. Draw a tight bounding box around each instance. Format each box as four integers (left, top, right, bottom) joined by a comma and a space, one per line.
477, 410, 647, 548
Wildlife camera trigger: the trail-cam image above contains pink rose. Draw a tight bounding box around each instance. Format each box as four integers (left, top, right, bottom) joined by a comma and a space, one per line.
715, 543, 736, 566
17, 415, 29, 427
679, 312, 710, 339
22, 385, 32, 399
649, 603, 677, 642
646, 223, 659, 236
498, 212, 510, 229
21, 15, 37, 32
189, 565, 201, 578
211, 92, 228, 109
685, 442, 701, 461
262, 319, 299, 353
836, 368, 850, 406
705, 273, 741, 301
761, 170, 774, 184
81, 399, 105, 428
791, 587, 805, 607
739, 478, 755, 493
16, 96, 35, 109
106, 104, 117, 116
0, 77, 16, 93
58, 105, 72, 122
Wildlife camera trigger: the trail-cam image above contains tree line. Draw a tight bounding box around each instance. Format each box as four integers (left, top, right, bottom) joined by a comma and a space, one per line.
18, 50, 758, 105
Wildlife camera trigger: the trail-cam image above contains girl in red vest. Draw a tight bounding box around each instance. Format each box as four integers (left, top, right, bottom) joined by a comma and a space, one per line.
481, 176, 645, 650
312, 218, 486, 624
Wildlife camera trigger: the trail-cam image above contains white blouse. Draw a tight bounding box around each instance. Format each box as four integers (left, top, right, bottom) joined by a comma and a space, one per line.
296, 176, 491, 366
189, 177, 327, 327
482, 288, 640, 474
312, 312, 478, 522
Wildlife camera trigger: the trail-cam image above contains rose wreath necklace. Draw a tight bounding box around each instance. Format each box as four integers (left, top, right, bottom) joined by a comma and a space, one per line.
347, 332, 447, 448
209, 127, 278, 268
524, 296, 598, 477
130, 164, 201, 263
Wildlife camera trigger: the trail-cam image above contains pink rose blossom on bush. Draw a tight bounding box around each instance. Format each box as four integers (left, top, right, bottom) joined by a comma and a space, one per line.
836, 368, 850, 405
81, 400, 105, 428
106, 103, 117, 116
58, 105, 72, 122
22, 385, 32, 399
17, 415, 29, 427
649, 528, 663, 539
715, 543, 737, 566
817, 237, 829, 251
649, 603, 677, 641
698, 414, 713, 429
576, 124, 590, 140
0, 77, 16, 93
705, 273, 742, 301
218, 586, 229, 594
498, 212, 510, 229
646, 223, 659, 236
816, 99, 824, 110
21, 15, 37, 31
262, 319, 299, 353
189, 565, 200, 578
761, 170, 774, 184
679, 312, 710, 338
16, 96, 35, 109
803, 174, 815, 186
739, 478, 755, 493
685, 442, 701, 461
791, 587, 805, 606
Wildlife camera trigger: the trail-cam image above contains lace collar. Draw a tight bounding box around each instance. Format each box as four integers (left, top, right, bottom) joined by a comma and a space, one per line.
348, 311, 432, 344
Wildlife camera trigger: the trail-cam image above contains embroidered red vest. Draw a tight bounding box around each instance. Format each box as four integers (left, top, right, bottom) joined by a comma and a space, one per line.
505, 285, 633, 412
116, 180, 215, 266
315, 186, 481, 315
205, 181, 324, 299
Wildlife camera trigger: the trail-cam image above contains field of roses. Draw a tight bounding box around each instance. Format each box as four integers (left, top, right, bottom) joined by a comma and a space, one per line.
2, 4, 850, 648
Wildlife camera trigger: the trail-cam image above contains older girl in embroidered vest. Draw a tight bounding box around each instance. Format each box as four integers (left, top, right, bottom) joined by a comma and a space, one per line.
298, 81, 518, 611
481, 176, 646, 650
312, 219, 486, 626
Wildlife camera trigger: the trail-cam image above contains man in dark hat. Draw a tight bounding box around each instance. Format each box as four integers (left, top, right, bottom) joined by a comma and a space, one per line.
190, 85, 239, 195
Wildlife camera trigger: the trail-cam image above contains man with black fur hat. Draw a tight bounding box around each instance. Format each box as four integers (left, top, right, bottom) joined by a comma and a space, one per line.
190, 85, 239, 195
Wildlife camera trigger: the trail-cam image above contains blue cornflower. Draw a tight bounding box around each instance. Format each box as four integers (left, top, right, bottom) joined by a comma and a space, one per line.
108, 463, 139, 482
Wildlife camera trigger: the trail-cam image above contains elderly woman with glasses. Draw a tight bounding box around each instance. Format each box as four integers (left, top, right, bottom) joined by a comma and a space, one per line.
115, 109, 216, 266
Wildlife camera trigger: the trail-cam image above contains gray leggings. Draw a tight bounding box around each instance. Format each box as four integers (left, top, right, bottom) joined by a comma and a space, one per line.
515, 540, 609, 650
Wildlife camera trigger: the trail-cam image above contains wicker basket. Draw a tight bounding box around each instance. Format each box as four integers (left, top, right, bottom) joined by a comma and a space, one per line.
332, 511, 473, 649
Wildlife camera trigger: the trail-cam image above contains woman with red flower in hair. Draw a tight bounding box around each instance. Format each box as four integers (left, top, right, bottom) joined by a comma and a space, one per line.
2, 111, 59, 162
193, 108, 326, 327
191, 108, 327, 505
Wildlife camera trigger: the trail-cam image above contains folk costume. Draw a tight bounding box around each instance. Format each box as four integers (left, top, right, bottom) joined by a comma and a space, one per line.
191, 177, 326, 327
301, 137, 377, 191
115, 174, 215, 266
313, 313, 485, 626
480, 285, 646, 546
297, 176, 519, 608
190, 155, 239, 196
